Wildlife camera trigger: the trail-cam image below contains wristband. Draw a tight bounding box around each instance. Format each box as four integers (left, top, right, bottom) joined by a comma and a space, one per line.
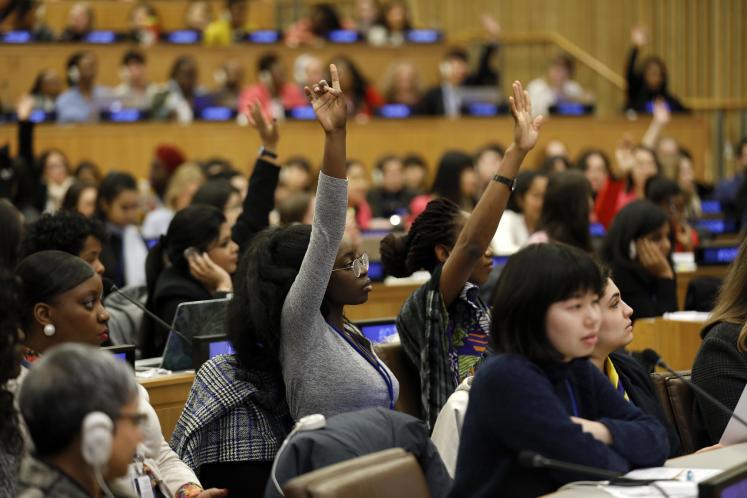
492, 174, 516, 191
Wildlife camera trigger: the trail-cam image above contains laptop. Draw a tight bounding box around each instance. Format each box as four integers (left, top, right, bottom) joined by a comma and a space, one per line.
101, 344, 136, 368
160, 297, 231, 371
192, 334, 235, 370
353, 318, 399, 344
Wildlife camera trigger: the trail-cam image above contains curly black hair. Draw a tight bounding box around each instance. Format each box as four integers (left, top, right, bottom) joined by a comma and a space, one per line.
0, 270, 23, 457
21, 210, 106, 259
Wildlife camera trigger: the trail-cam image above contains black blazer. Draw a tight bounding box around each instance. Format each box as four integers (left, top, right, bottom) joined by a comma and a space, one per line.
611, 352, 682, 456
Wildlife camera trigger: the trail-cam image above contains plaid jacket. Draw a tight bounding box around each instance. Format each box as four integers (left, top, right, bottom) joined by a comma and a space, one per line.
170, 354, 292, 473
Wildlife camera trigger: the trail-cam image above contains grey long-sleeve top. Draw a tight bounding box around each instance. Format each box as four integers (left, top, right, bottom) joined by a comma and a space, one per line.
280, 172, 399, 420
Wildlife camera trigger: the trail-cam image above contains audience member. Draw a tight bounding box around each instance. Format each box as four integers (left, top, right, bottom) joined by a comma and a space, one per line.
350, 0, 382, 40
382, 60, 422, 107
284, 3, 345, 47
238, 53, 306, 119
58, 1, 94, 42
127, 1, 160, 47
419, 150, 478, 215
539, 154, 572, 174
616, 143, 660, 211
543, 138, 570, 160
210, 58, 245, 109
292, 54, 325, 89
714, 137, 747, 228
601, 200, 677, 320
383, 81, 542, 428
60, 181, 98, 218
149, 143, 187, 204
4, 0, 54, 41
367, 155, 415, 218
692, 238, 747, 444
21, 210, 106, 275
203, 0, 250, 46
473, 143, 505, 196
73, 160, 103, 185
675, 149, 702, 219
151, 55, 207, 123
142, 162, 204, 239
528, 170, 593, 251
451, 243, 669, 497
527, 54, 590, 117
274, 156, 314, 206
29, 69, 63, 112
368, 0, 411, 46
490, 170, 547, 255
0, 270, 22, 496
0, 199, 23, 270
16, 344, 142, 498
576, 148, 612, 197
277, 190, 314, 225
590, 269, 681, 455
191, 179, 243, 228
328, 55, 384, 117
346, 159, 373, 230
238, 65, 400, 421
625, 26, 687, 113
655, 136, 681, 177
402, 153, 429, 193
113, 49, 158, 110
645, 176, 699, 252
141, 205, 237, 357
37, 147, 73, 212
96, 172, 147, 288
56, 51, 112, 123
184, 0, 212, 32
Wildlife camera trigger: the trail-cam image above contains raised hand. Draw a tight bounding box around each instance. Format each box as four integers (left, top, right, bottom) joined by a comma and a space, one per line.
247, 100, 279, 151
304, 64, 347, 134
631, 25, 648, 47
508, 81, 543, 152
652, 99, 671, 126
16, 94, 34, 122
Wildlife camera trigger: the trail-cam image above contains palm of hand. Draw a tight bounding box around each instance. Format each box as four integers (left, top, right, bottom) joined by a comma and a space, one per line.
514, 114, 540, 150
313, 94, 347, 132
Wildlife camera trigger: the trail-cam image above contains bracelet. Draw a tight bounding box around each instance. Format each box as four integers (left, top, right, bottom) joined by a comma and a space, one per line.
258, 146, 278, 159
492, 174, 516, 191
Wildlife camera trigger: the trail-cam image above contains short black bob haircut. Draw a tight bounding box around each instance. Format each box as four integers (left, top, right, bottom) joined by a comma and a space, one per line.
489, 243, 603, 364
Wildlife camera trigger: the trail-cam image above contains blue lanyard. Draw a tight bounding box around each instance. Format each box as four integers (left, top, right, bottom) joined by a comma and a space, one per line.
326, 320, 395, 410
565, 379, 579, 417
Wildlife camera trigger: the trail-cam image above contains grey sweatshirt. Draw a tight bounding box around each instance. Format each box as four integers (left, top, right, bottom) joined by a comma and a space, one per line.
280, 172, 399, 420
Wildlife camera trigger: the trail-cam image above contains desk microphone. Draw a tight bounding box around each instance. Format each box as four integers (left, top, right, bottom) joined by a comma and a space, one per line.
103, 278, 191, 345
518, 451, 665, 486
641, 349, 747, 431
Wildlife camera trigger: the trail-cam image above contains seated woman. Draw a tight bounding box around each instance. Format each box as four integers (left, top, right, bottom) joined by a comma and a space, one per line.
61, 181, 99, 218
451, 243, 669, 498
590, 268, 681, 456
692, 238, 747, 444
526, 170, 592, 252
15, 250, 225, 498
191, 180, 244, 230
140, 205, 238, 357
601, 200, 677, 320
16, 344, 142, 498
490, 170, 547, 255
383, 81, 543, 429
407, 150, 479, 221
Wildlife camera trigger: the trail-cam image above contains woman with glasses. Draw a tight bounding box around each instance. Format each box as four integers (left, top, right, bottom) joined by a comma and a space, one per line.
380, 81, 543, 429
228, 65, 399, 421
14, 250, 226, 498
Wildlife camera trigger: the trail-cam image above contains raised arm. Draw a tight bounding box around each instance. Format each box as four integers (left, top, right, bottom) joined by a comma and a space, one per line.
305, 64, 347, 179
642, 99, 670, 148
439, 81, 542, 306
232, 101, 281, 251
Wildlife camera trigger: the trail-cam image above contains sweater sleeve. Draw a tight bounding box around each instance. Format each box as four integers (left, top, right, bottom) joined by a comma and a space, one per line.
282, 172, 348, 330
232, 157, 280, 252
625, 47, 641, 110
477, 358, 631, 473
586, 364, 670, 467
692, 330, 747, 444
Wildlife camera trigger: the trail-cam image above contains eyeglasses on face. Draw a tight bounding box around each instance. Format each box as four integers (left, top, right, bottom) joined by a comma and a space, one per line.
331, 252, 369, 278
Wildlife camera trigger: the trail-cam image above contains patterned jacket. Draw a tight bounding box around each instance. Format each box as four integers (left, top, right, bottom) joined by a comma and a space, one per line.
170, 354, 292, 472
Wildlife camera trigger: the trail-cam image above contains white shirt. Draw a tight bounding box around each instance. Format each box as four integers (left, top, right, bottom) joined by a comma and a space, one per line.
526, 77, 585, 117
490, 210, 530, 256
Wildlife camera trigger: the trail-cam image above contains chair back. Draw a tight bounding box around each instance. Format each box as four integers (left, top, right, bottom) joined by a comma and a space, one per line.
285, 449, 430, 498
665, 372, 698, 454
375, 341, 423, 418
650, 372, 676, 430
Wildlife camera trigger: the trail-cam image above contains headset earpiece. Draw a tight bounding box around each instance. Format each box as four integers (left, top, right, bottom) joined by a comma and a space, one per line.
81, 411, 113, 468
68, 65, 81, 85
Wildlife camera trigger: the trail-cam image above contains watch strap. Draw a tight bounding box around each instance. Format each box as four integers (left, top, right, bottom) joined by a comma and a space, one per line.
492, 174, 516, 191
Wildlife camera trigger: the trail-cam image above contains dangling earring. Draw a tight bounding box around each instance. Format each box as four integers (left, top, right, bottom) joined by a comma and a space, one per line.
43, 324, 56, 337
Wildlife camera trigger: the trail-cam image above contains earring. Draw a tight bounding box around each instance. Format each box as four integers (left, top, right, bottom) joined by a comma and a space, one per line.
43, 324, 56, 337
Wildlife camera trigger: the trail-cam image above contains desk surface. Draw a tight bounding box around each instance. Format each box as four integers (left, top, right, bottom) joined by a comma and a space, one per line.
546, 443, 747, 497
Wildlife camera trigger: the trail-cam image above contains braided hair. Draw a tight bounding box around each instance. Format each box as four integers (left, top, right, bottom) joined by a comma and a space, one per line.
380, 198, 463, 278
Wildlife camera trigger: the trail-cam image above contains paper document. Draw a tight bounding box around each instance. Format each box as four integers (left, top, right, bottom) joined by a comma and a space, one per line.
600, 467, 721, 498
720, 384, 747, 445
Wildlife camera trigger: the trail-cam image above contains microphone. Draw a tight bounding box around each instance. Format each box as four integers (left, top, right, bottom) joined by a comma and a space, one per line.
103, 278, 191, 345
518, 451, 666, 486
641, 348, 747, 431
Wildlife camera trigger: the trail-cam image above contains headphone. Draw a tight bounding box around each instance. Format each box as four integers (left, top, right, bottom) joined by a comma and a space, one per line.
81, 411, 113, 468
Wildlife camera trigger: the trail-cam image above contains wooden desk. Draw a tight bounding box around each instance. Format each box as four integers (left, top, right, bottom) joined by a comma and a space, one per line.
139, 371, 195, 440
0, 116, 710, 183
629, 318, 705, 371
346, 283, 419, 322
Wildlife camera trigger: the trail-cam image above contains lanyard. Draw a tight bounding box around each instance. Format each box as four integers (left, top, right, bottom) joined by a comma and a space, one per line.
326, 320, 395, 410
565, 379, 579, 417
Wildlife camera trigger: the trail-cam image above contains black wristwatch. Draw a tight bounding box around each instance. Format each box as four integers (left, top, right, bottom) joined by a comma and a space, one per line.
493, 174, 516, 191
258, 146, 278, 159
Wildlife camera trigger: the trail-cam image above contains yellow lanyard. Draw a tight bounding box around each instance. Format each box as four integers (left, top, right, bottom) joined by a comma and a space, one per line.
604, 357, 630, 401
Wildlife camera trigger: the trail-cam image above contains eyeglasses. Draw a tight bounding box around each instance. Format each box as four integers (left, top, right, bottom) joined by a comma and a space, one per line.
118, 411, 148, 428
331, 252, 369, 278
